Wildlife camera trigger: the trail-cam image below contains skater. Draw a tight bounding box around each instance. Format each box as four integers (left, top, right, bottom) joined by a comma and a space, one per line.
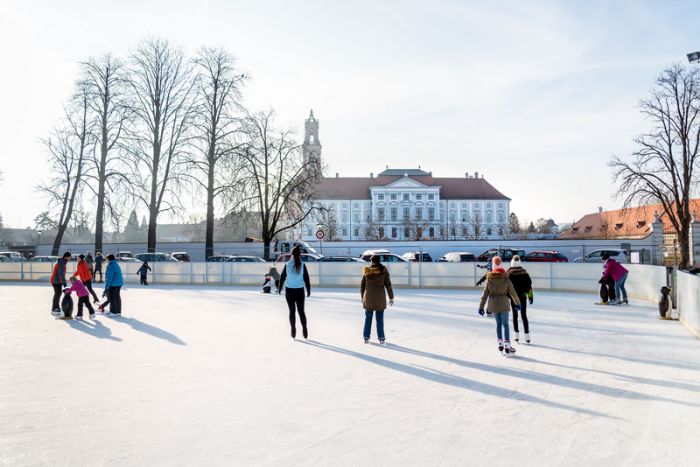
50, 252, 72, 315
506, 255, 533, 343
277, 245, 311, 339
476, 262, 492, 286
71, 254, 100, 303
86, 252, 94, 276
94, 252, 104, 282
268, 266, 281, 290
602, 254, 629, 305
360, 254, 394, 344
103, 254, 124, 315
136, 261, 151, 285
262, 273, 273, 293
63, 276, 96, 318
478, 256, 521, 356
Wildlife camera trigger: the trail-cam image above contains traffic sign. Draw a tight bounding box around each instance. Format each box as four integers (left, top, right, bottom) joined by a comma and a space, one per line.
316, 230, 325, 240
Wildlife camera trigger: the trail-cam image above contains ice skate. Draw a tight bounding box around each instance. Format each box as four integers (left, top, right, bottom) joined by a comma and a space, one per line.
525, 333, 531, 344
504, 340, 516, 357
291, 328, 296, 339
379, 338, 386, 345
302, 328, 308, 339
498, 339, 504, 353
364, 338, 369, 343
514, 331, 519, 342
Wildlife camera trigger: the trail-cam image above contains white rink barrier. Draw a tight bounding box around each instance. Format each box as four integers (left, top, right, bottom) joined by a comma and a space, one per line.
676, 272, 700, 339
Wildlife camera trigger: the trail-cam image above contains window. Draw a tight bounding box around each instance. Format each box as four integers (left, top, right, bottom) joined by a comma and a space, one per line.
487, 228, 492, 236
416, 194, 422, 200
353, 212, 359, 223
403, 193, 410, 201
450, 227, 456, 237
428, 207, 435, 221
378, 194, 384, 200
415, 207, 423, 219
462, 227, 468, 237
584, 226, 593, 233
342, 228, 348, 237
462, 203, 467, 209
354, 228, 359, 237
403, 207, 410, 219
416, 227, 423, 238
342, 203, 348, 209
498, 227, 504, 236
450, 211, 456, 222
428, 194, 435, 200
429, 227, 435, 237
378, 208, 385, 221
341, 212, 348, 223
404, 227, 410, 238
391, 193, 397, 201
498, 212, 505, 223
391, 227, 397, 238
391, 207, 398, 222
307, 228, 313, 236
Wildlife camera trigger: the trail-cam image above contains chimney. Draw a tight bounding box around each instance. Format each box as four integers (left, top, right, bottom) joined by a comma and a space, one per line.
370, 172, 374, 179
335, 173, 339, 178
475, 171, 479, 179
598, 207, 603, 214
465, 172, 468, 178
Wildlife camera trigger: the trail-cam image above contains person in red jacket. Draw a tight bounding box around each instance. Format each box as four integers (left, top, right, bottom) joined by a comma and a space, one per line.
602, 254, 629, 305
50, 252, 72, 314
70, 254, 100, 303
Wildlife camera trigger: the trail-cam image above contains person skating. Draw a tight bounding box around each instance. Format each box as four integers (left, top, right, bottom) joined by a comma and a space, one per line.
103, 254, 124, 315
63, 276, 96, 318
50, 252, 72, 315
136, 261, 151, 285
262, 273, 273, 293
602, 254, 629, 305
71, 254, 100, 303
277, 245, 311, 339
268, 266, 281, 290
506, 255, 533, 344
360, 254, 394, 344
478, 256, 521, 356
93, 252, 104, 283
86, 252, 94, 277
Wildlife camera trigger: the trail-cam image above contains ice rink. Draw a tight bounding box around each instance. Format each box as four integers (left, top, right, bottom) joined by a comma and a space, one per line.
2, 282, 700, 466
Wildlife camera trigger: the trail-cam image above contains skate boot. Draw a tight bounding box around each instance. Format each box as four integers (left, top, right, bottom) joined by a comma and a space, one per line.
514, 332, 520, 342
379, 338, 386, 345
291, 328, 296, 339
504, 340, 516, 357
302, 328, 308, 340
498, 339, 504, 353
364, 338, 369, 344
525, 333, 531, 344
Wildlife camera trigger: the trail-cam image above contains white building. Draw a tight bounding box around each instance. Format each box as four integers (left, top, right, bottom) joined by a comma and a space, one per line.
299, 112, 511, 241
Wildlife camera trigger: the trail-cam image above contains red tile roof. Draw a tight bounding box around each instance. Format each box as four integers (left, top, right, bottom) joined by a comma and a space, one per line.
313, 175, 510, 201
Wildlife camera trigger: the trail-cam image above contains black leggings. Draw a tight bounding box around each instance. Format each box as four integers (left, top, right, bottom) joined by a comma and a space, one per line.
511, 293, 529, 333
85, 280, 100, 302
285, 287, 307, 334
52, 284, 64, 311
76, 296, 95, 316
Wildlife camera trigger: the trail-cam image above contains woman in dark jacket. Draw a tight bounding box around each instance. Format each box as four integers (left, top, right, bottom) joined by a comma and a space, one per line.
360, 255, 394, 344
506, 255, 533, 343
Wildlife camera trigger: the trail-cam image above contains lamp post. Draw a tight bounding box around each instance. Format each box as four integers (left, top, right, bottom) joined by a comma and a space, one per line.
36, 230, 42, 258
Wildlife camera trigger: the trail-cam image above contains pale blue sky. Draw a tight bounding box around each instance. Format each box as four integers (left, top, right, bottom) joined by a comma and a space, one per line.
1, 0, 698, 228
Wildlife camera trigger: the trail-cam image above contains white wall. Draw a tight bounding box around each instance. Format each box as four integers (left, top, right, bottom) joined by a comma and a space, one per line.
676, 271, 700, 339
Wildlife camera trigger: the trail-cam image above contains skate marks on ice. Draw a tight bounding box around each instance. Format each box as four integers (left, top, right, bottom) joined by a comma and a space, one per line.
376, 343, 700, 409
301, 339, 614, 418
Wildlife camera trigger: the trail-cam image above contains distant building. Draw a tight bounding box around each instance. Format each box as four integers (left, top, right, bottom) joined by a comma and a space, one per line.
299, 111, 511, 241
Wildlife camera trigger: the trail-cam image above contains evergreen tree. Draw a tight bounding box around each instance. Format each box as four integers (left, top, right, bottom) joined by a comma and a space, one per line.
527, 221, 536, 233
508, 212, 521, 234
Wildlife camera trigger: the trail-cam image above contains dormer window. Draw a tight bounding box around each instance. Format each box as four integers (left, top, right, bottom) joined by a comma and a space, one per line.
584, 226, 592, 233
615, 223, 623, 230
571, 227, 579, 233
636, 221, 646, 228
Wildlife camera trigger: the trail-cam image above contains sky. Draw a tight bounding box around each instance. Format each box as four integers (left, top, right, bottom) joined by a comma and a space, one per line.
1, 0, 699, 229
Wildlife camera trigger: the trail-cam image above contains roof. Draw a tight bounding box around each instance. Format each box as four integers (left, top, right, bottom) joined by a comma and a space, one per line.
559, 200, 700, 239
313, 174, 510, 201
377, 168, 431, 176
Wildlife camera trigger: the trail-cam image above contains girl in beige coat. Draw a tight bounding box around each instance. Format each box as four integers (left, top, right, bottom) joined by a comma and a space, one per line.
479, 256, 521, 356
360, 255, 394, 343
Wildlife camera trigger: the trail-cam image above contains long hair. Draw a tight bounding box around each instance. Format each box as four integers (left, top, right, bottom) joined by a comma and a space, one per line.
292, 245, 302, 273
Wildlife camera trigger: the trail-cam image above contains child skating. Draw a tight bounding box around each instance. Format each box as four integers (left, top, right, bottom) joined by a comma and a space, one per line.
478, 256, 521, 356
262, 273, 273, 293
136, 261, 151, 285
63, 276, 96, 318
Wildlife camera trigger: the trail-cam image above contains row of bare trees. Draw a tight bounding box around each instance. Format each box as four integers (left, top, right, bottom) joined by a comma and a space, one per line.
38, 39, 321, 258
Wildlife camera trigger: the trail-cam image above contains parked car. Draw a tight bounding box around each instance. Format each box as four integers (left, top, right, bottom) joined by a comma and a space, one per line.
317, 256, 365, 262
477, 248, 526, 262
207, 255, 237, 262
524, 250, 568, 262
275, 253, 322, 263
30, 255, 59, 263
172, 251, 190, 262
116, 251, 134, 260
134, 252, 179, 262
402, 252, 433, 262
0, 251, 26, 262
229, 256, 266, 262
276, 240, 320, 256
573, 249, 629, 264
116, 257, 139, 263
439, 252, 477, 262
360, 250, 408, 263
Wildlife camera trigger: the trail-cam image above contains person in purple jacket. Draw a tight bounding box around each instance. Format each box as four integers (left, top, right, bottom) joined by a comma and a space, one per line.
602, 254, 629, 305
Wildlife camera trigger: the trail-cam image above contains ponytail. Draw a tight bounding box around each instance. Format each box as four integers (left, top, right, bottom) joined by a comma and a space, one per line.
292, 245, 302, 273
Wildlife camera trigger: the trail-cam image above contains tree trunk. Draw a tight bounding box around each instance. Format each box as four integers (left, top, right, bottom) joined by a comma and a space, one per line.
263, 241, 271, 261
205, 144, 216, 260
679, 223, 691, 269
94, 121, 108, 254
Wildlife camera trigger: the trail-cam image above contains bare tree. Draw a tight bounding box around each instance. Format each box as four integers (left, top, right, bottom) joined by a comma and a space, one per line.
38, 84, 93, 255
236, 110, 321, 259
610, 64, 700, 268
80, 54, 130, 255
317, 205, 339, 240
188, 47, 247, 258
126, 39, 196, 252
467, 212, 484, 240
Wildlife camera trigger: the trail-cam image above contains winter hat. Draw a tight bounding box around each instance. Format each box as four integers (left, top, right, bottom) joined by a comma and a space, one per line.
492, 256, 503, 270
511, 255, 522, 268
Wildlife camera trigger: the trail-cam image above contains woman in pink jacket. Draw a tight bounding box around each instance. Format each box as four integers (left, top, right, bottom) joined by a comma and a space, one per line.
64, 276, 96, 318
602, 254, 629, 305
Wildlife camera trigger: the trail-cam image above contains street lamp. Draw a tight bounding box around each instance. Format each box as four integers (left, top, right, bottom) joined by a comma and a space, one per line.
36, 230, 42, 257
688, 51, 700, 63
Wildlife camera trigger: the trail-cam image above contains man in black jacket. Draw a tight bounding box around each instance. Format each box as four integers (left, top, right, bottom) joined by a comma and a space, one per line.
506, 255, 533, 343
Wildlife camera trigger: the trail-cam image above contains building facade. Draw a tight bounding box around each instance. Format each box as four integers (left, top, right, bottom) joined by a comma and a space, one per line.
299, 112, 511, 241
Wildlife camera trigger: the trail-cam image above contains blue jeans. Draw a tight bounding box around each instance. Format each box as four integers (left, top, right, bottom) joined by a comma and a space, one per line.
494, 311, 510, 341
615, 272, 628, 301
364, 310, 385, 340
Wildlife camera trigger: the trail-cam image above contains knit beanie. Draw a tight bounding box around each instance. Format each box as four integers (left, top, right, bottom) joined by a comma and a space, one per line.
511, 255, 522, 268
492, 256, 503, 270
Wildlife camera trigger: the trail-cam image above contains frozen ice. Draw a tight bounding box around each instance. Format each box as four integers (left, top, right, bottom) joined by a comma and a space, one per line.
1, 283, 699, 466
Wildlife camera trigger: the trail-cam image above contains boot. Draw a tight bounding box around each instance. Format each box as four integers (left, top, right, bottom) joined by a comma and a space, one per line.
525, 333, 531, 344
514, 331, 520, 342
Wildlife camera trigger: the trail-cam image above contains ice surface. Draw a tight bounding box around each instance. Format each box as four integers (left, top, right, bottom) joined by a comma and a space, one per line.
1, 283, 699, 466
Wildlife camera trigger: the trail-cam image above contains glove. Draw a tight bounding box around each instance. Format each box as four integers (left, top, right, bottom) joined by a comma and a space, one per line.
389, 299, 394, 306
515, 304, 522, 312
102, 290, 107, 298
528, 297, 533, 305
307, 290, 311, 297
478, 309, 485, 316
